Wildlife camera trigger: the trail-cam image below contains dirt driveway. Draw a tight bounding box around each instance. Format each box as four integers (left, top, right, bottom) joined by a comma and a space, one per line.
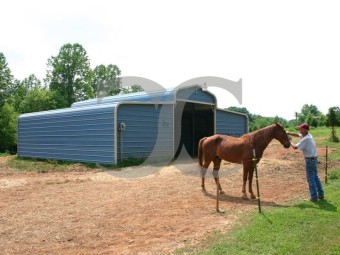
0, 141, 327, 255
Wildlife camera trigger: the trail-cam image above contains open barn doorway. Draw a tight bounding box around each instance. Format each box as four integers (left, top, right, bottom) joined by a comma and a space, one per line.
174, 101, 214, 159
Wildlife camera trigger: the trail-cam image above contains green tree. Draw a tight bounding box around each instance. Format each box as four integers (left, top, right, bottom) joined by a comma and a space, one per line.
45, 43, 93, 107
250, 116, 270, 131
21, 74, 42, 90
0, 104, 18, 152
298, 104, 322, 127
226, 106, 254, 122
90, 64, 121, 96
6, 79, 24, 112
0, 52, 14, 107
326, 107, 340, 142
318, 114, 327, 127
8, 74, 43, 113
19, 87, 58, 113
120, 84, 144, 94
306, 114, 318, 128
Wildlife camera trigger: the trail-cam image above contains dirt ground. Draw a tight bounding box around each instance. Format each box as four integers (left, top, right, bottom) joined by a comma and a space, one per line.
0, 141, 330, 255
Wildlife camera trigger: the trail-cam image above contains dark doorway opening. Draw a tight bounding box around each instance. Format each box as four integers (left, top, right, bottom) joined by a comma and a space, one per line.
174, 102, 214, 158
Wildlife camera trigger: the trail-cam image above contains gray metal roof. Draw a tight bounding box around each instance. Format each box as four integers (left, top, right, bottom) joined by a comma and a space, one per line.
71, 85, 215, 108
19, 102, 118, 119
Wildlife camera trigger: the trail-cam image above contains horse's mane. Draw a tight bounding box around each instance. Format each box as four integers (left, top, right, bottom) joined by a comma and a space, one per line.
241, 124, 275, 139
240, 124, 284, 153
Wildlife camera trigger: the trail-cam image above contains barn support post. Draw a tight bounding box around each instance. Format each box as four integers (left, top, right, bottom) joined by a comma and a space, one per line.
253, 149, 262, 213
119, 122, 126, 161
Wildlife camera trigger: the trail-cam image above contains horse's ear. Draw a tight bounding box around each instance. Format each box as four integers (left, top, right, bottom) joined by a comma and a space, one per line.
275, 122, 283, 127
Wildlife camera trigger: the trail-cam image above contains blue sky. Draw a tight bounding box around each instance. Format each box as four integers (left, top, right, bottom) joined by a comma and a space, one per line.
1, 0, 339, 120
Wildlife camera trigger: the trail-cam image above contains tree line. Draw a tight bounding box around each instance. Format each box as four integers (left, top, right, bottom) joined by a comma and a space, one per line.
227, 105, 340, 141
1, 43, 339, 153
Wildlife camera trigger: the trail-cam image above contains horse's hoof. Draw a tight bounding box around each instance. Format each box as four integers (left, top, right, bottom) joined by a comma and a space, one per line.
250, 194, 256, 199
219, 190, 226, 195
217, 208, 225, 213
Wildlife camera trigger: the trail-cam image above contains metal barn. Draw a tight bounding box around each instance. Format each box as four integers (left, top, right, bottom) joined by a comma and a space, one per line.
18, 85, 248, 164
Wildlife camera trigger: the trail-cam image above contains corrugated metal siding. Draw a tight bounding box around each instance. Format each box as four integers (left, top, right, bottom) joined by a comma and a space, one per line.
116, 104, 173, 162
176, 87, 215, 104
17, 85, 247, 165
216, 109, 248, 137
18, 104, 116, 164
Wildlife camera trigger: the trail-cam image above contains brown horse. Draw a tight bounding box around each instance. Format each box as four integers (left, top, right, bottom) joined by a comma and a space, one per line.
198, 123, 291, 199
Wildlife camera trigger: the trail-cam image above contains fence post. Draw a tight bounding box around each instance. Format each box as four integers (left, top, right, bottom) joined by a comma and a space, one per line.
325, 146, 328, 184
253, 149, 262, 213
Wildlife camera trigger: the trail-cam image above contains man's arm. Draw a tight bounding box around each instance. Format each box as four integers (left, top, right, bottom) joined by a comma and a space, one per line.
286, 131, 299, 137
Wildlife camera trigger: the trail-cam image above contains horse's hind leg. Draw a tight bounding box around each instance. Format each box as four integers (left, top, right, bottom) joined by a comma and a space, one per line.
201, 161, 210, 192
213, 157, 225, 194
242, 166, 248, 199
242, 163, 252, 199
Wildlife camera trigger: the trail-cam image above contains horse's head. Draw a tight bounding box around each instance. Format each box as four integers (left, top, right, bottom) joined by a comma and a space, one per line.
273, 123, 291, 148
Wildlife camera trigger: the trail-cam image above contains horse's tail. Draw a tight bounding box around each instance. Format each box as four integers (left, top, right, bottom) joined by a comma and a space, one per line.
198, 137, 207, 166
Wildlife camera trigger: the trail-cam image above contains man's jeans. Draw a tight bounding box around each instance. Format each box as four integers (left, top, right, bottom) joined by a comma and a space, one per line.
305, 157, 324, 200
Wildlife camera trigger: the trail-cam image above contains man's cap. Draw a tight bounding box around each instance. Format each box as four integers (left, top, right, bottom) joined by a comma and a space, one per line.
297, 123, 309, 130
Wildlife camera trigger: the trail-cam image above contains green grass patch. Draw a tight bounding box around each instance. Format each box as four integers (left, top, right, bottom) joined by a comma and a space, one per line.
0, 152, 11, 157
7, 156, 97, 173
183, 171, 340, 255
4, 155, 170, 173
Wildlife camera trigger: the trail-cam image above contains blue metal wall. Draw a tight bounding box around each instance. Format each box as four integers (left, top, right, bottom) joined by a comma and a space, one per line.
17, 86, 247, 164
216, 109, 248, 137
18, 104, 116, 164
116, 104, 173, 162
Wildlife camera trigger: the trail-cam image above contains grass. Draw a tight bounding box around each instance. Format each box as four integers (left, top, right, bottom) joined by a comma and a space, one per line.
7, 157, 71, 173
0, 152, 11, 157
6, 157, 98, 173
312, 127, 340, 161
4, 155, 168, 173
5, 156, 158, 173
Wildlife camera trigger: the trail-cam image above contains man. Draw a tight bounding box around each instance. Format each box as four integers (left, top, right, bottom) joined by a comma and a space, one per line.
287, 123, 324, 202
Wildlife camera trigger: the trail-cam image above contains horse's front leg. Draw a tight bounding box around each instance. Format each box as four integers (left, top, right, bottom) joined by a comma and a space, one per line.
201, 177, 205, 191
248, 169, 256, 199
242, 167, 248, 199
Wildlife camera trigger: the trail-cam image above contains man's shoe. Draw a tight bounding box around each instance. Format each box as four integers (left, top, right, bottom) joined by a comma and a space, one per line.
305, 198, 317, 202
318, 195, 324, 200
